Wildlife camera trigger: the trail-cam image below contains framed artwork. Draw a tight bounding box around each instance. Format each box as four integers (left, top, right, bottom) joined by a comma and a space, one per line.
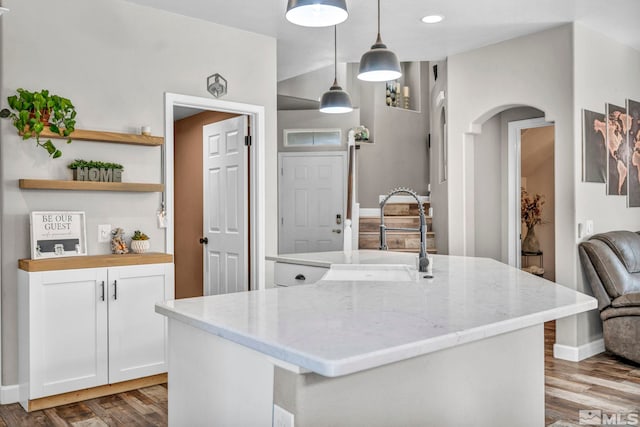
30, 211, 87, 259
627, 99, 640, 207
582, 109, 606, 183
606, 103, 628, 196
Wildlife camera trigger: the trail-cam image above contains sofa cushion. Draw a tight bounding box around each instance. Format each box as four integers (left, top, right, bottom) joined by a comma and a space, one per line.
580, 239, 640, 298
611, 292, 640, 308
592, 231, 640, 273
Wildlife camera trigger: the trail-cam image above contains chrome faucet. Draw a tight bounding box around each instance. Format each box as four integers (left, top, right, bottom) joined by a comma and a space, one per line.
379, 188, 429, 272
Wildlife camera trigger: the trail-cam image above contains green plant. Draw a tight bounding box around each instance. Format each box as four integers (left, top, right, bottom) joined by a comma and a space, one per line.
67, 159, 124, 170
131, 230, 149, 240
0, 88, 77, 158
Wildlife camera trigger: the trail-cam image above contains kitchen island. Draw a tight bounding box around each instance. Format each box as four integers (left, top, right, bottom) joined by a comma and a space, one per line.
156, 251, 596, 427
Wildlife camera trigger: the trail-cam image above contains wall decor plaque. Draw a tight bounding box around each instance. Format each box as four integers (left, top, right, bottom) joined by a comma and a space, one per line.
30, 211, 87, 259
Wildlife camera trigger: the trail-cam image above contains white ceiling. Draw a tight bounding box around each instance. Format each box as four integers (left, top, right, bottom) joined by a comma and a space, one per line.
126, 0, 640, 81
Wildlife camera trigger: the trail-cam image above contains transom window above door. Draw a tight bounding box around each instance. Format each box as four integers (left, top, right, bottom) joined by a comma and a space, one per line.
284, 129, 342, 147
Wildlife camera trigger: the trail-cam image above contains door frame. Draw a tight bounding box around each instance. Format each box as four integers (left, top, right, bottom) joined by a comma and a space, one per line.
507, 117, 554, 268
277, 151, 347, 254
164, 93, 265, 291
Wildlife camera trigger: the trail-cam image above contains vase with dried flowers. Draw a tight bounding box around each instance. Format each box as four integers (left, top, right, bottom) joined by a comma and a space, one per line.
521, 188, 545, 253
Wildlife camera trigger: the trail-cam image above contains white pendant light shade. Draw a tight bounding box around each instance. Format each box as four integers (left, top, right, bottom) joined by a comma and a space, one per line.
357, 35, 402, 82
320, 81, 353, 114
357, 0, 401, 82
286, 0, 348, 27
320, 26, 353, 114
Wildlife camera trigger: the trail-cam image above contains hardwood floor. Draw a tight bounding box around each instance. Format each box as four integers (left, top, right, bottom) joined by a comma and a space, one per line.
545, 321, 640, 426
0, 384, 167, 426
1, 324, 638, 426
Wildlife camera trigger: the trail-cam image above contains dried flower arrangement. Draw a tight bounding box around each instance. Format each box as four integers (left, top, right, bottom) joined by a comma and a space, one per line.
521, 188, 545, 228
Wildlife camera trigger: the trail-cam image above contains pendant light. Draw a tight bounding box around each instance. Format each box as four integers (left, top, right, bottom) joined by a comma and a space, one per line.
357, 0, 401, 82
286, 0, 348, 28
320, 26, 353, 114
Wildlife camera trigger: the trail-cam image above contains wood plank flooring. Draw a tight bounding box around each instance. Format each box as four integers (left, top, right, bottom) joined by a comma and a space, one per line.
0, 324, 638, 426
0, 384, 167, 426
545, 321, 640, 426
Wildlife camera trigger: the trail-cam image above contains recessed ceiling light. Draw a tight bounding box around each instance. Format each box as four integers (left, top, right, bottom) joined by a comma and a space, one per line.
421, 14, 444, 24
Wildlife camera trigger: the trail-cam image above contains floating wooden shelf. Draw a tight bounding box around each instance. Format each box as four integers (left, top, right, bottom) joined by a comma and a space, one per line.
19, 253, 173, 272
19, 179, 164, 193
35, 128, 163, 146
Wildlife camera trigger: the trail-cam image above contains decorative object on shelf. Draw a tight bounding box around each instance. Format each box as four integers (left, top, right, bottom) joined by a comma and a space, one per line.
141, 125, 151, 136
0, 88, 77, 158
353, 125, 370, 142
30, 211, 87, 259
285, 0, 348, 27
130, 230, 150, 254
68, 159, 124, 182
403, 86, 410, 109
319, 25, 353, 114
521, 188, 545, 253
111, 227, 129, 254
207, 74, 227, 98
385, 81, 400, 107
357, 0, 401, 82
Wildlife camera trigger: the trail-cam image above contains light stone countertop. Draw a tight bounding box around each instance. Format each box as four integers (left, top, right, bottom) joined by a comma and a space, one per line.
156, 253, 597, 377
266, 249, 420, 268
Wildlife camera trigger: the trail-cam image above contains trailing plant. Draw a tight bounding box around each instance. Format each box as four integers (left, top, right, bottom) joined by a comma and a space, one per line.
68, 159, 124, 170
0, 88, 77, 158
131, 230, 149, 240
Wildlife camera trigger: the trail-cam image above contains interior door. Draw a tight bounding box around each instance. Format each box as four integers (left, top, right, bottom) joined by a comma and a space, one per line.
279, 152, 346, 253
203, 116, 248, 295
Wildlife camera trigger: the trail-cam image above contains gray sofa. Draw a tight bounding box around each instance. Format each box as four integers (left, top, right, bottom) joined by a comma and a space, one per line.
579, 230, 640, 364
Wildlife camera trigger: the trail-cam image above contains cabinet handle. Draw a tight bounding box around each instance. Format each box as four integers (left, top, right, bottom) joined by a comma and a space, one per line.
114, 280, 118, 300
295, 274, 306, 281
101, 281, 105, 301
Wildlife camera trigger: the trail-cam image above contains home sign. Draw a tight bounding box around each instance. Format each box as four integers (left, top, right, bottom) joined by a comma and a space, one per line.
74, 167, 122, 182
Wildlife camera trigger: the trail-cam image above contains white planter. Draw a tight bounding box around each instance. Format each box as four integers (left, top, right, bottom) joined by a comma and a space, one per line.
130, 239, 150, 254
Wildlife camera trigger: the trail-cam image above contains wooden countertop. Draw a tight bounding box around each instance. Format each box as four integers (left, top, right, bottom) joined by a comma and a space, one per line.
19, 253, 173, 272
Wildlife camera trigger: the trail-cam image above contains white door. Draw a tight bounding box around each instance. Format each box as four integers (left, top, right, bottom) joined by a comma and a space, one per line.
279, 152, 346, 253
203, 116, 248, 295
108, 264, 173, 383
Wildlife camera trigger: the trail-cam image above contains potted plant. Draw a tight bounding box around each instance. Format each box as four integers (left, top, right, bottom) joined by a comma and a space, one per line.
68, 159, 124, 182
0, 88, 77, 158
130, 230, 150, 254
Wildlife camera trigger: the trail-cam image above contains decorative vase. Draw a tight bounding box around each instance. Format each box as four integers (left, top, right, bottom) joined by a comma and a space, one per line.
130, 239, 150, 254
522, 225, 540, 253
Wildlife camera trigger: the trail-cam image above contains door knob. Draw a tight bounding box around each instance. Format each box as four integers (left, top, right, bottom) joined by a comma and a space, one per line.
332, 229, 342, 234
199, 237, 209, 244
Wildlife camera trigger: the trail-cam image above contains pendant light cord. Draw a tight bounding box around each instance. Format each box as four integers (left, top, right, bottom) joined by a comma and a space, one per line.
377, 0, 380, 35
334, 25, 338, 84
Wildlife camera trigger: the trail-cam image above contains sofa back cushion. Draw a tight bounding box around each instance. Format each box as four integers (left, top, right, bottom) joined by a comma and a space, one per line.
582, 231, 640, 298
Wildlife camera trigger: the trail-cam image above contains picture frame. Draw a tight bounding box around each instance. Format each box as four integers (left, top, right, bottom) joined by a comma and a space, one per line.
582, 108, 607, 183
30, 211, 87, 259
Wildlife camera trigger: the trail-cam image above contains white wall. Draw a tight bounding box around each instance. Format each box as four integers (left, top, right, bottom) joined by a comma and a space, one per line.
429, 60, 448, 254
573, 23, 640, 344
473, 114, 501, 259
446, 25, 578, 347
0, 0, 277, 385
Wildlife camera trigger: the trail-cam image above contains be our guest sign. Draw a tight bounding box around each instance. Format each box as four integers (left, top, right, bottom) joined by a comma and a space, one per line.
30, 211, 87, 259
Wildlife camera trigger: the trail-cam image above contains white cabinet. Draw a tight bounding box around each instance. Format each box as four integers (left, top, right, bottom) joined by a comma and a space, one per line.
18, 260, 174, 407
274, 262, 328, 286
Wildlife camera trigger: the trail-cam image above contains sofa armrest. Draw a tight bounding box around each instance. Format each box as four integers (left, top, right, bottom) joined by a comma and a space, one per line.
611, 292, 640, 308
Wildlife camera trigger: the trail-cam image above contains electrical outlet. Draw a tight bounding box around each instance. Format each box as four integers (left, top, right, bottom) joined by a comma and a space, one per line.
98, 224, 112, 243
273, 404, 294, 427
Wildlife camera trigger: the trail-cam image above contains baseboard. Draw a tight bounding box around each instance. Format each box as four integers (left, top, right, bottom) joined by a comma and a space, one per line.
553, 339, 605, 362
1, 384, 19, 404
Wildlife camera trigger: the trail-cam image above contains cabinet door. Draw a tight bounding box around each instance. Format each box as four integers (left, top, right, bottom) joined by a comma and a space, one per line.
29, 268, 108, 398
108, 263, 174, 383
